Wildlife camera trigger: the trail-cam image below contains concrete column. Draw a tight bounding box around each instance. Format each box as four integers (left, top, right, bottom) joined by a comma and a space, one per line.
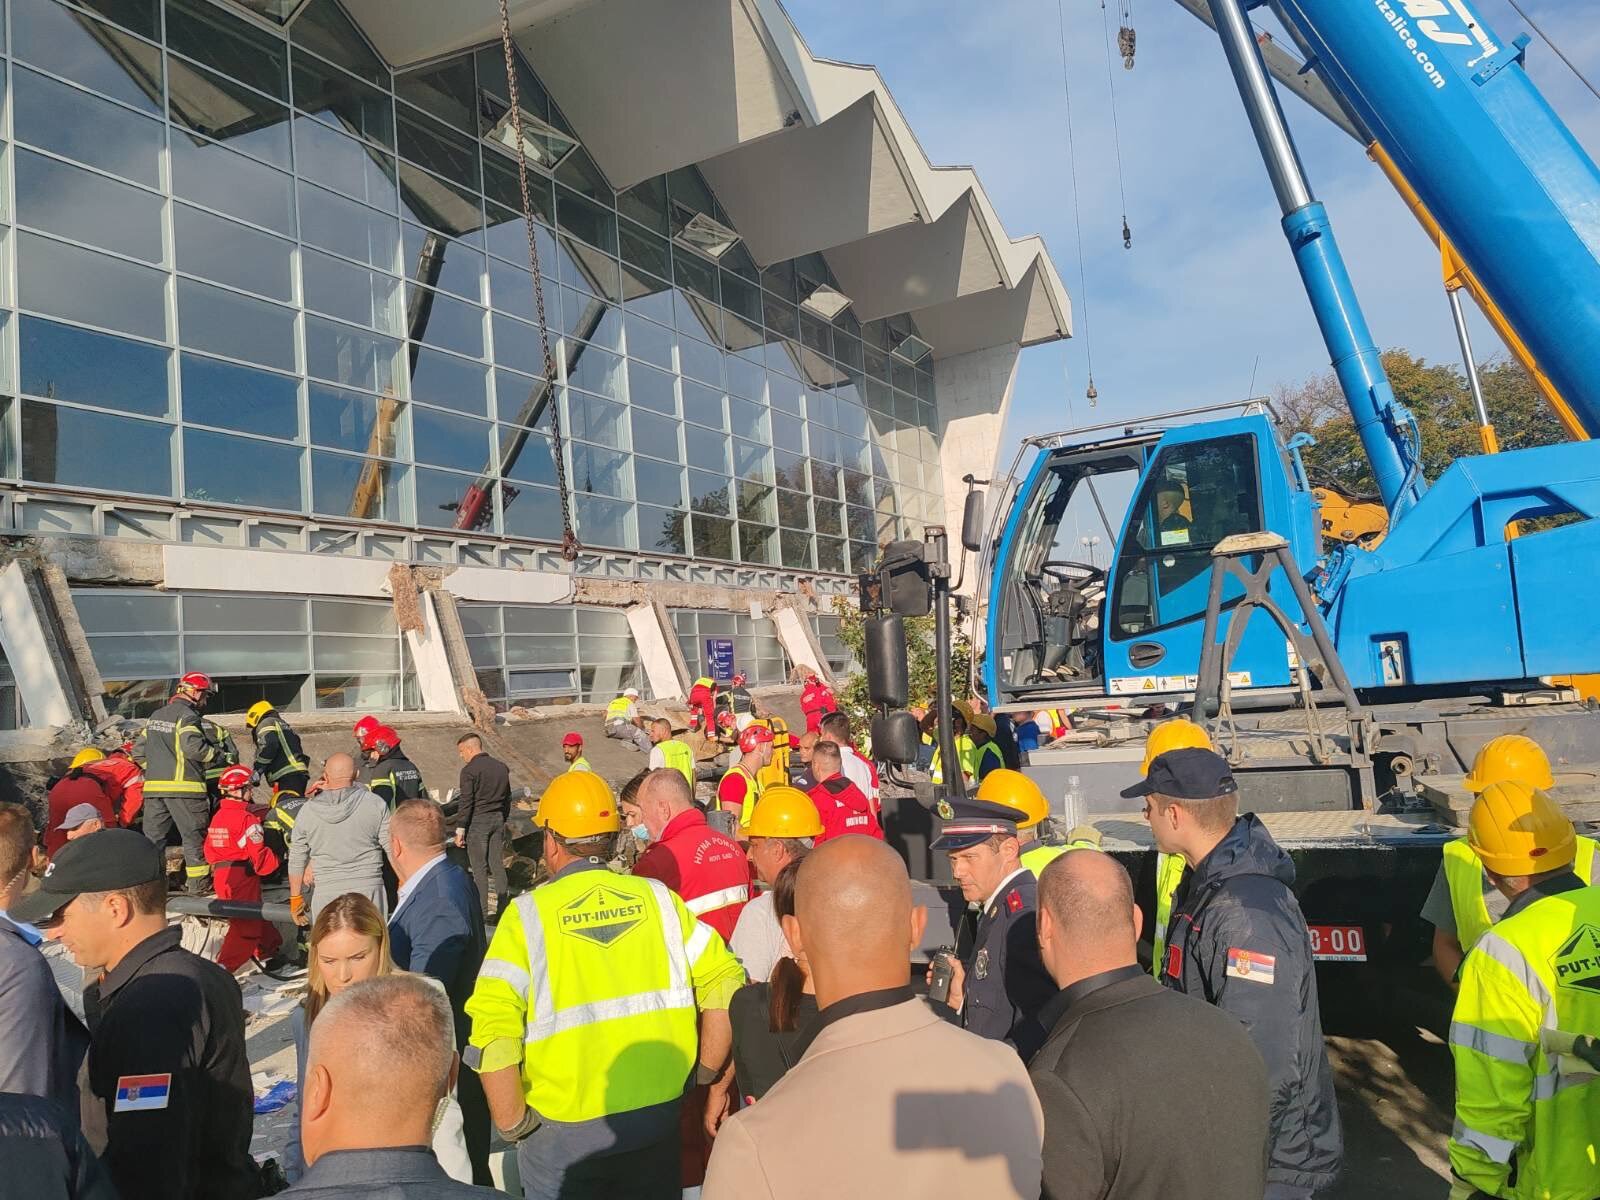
933, 342, 1022, 594
625, 602, 685, 701
772, 604, 830, 683
406, 591, 465, 715
0, 561, 75, 728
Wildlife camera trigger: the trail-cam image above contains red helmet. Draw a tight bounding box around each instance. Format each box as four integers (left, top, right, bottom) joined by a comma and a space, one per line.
353, 715, 380, 741
178, 671, 214, 694
739, 724, 775, 754
732, 672, 748, 687
717, 711, 737, 731
362, 725, 400, 755
218, 765, 254, 793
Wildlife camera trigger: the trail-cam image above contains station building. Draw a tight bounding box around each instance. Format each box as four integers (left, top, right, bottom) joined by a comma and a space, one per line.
0, 0, 1068, 731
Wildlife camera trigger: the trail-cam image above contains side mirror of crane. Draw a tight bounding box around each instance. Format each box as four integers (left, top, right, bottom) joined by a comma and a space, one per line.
865, 615, 909, 708
871, 710, 922, 766
878, 540, 932, 617
961, 486, 986, 554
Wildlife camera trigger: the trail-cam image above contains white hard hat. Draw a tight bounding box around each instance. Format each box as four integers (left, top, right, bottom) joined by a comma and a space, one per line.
624, 688, 640, 699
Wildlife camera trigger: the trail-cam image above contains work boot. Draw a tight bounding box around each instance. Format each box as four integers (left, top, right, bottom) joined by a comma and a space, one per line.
186, 874, 214, 898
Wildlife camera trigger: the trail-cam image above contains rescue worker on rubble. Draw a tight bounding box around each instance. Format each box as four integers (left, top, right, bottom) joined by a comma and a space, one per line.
976, 768, 1099, 877
647, 718, 695, 789
604, 687, 653, 753
928, 795, 1055, 1060
1139, 717, 1214, 977
247, 701, 309, 800
360, 725, 425, 810
561, 733, 592, 773
1130, 747, 1342, 1198
718, 725, 773, 828
138, 671, 221, 895
798, 672, 836, 735
44, 750, 118, 856
1447, 780, 1600, 1200
201, 716, 240, 804
688, 675, 718, 737
718, 672, 756, 732
203, 764, 285, 975
1422, 734, 1596, 987
464, 771, 745, 1200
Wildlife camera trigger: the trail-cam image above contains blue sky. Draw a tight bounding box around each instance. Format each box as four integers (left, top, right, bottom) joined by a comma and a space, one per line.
782, 0, 1600, 462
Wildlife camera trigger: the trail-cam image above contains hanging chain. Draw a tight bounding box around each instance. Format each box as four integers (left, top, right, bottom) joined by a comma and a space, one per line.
497, 0, 580, 561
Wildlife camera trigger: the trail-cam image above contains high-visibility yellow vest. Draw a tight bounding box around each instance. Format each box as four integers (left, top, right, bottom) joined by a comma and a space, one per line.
1449, 878, 1600, 1199
605, 697, 634, 722
931, 734, 979, 786
567, 757, 591, 773
973, 740, 1004, 780
657, 740, 694, 788
1150, 851, 1187, 978
1444, 835, 1597, 952
720, 764, 762, 827
1019, 829, 1099, 878
465, 864, 742, 1124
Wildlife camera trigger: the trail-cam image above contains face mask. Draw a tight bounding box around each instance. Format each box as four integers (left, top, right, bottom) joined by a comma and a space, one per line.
630, 824, 651, 844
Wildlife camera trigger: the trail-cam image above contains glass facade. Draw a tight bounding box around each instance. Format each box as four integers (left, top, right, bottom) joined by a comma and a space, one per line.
459, 603, 645, 709
673, 609, 789, 685
73, 588, 417, 716
811, 612, 858, 679
1, 0, 946, 576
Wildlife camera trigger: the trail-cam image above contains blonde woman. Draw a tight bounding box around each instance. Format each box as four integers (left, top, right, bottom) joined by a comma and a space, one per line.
281, 893, 472, 1183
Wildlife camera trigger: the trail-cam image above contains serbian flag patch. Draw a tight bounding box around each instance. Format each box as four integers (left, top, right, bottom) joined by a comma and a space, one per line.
1226, 948, 1276, 984
114, 1074, 171, 1112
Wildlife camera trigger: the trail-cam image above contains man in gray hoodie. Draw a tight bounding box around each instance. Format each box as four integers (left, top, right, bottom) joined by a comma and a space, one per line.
290, 753, 392, 924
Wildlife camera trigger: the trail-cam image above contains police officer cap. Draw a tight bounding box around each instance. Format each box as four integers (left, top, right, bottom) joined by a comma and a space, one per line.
1120, 746, 1238, 800
932, 795, 1021, 850
12, 828, 164, 925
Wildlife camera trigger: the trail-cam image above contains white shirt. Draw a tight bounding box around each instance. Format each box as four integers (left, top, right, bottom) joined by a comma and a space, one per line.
840, 744, 878, 804
649, 745, 666, 771
730, 891, 789, 983
391, 851, 447, 921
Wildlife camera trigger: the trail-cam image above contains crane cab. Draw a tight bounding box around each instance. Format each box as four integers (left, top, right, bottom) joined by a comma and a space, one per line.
983, 409, 1318, 707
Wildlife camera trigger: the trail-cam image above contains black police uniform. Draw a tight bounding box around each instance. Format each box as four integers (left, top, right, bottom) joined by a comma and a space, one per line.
932, 796, 1056, 1060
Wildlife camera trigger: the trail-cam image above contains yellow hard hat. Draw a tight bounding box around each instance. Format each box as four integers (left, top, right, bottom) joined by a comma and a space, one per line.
1467, 780, 1575, 876
953, 699, 975, 722
246, 701, 274, 728
69, 748, 105, 770
1141, 718, 1212, 775
1463, 734, 1554, 793
534, 771, 621, 839
742, 785, 823, 839
967, 712, 998, 737
976, 769, 1049, 829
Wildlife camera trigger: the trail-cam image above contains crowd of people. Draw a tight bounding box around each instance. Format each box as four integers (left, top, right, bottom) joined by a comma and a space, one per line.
0, 666, 1594, 1200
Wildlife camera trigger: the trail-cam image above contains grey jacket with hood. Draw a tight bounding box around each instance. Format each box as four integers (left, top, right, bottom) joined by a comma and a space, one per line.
288, 784, 392, 918
1161, 813, 1343, 1195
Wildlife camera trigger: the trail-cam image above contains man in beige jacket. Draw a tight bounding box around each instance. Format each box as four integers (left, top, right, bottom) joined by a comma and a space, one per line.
702, 837, 1044, 1200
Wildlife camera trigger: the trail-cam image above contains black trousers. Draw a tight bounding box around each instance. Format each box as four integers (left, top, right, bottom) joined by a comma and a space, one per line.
466, 815, 507, 911
143, 792, 211, 886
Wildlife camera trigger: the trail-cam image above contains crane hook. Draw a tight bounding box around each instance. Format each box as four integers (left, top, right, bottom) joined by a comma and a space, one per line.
1085, 376, 1099, 406
1121, 217, 1132, 250
1119, 26, 1136, 69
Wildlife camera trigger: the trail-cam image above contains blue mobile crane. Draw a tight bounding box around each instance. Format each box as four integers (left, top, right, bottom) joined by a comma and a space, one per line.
868, 0, 1600, 1014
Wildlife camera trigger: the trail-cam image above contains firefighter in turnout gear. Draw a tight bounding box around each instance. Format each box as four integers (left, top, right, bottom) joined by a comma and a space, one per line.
203, 765, 283, 973
1139, 717, 1214, 978
360, 725, 425, 809
138, 672, 220, 894
201, 717, 240, 803
247, 701, 309, 800
464, 771, 745, 1199
1448, 780, 1600, 1200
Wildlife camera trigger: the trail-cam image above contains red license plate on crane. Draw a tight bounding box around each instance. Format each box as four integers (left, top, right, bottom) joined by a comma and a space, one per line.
1308, 924, 1367, 962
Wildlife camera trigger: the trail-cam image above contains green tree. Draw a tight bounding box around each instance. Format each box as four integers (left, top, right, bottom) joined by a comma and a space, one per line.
828, 595, 972, 726
1274, 350, 1566, 495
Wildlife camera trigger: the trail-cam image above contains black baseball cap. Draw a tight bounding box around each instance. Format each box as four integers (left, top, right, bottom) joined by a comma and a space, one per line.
11, 829, 164, 925
1120, 747, 1238, 801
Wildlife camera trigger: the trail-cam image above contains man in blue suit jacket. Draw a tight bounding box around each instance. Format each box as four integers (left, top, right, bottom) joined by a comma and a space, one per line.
388, 799, 490, 1183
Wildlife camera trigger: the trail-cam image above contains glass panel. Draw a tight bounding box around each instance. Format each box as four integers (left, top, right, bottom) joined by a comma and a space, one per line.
303, 249, 402, 333
292, 54, 394, 150
677, 336, 722, 388
732, 439, 771, 484
397, 105, 480, 191
631, 410, 678, 457
491, 314, 550, 379
21, 401, 172, 495
305, 316, 402, 394
166, 0, 288, 99
626, 316, 675, 371
502, 634, 574, 667
294, 115, 396, 209
777, 488, 810, 530
14, 67, 163, 187
496, 369, 549, 429
626, 360, 675, 415
14, 1, 163, 114
499, 482, 561, 540
498, 428, 556, 487
619, 177, 668, 234
557, 188, 616, 255
298, 181, 399, 273
728, 398, 768, 442
184, 428, 303, 511
412, 407, 490, 473
166, 53, 292, 170
311, 450, 410, 523
16, 150, 163, 264
74, 591, 178, 633
183, 593, 305, 631
18, 232, 167, 341
291, 0, 389, 88
690, 513, 734, 560
181, 355, 298, 439
313, 635, 399, 671
570, 442, 629, 500
404, 225, 484, 300
184, 632, 309, 673
174, 204, 293, 300
415, 467, 483, 530
410, 348, 488, 415
178, 280, 297, 372
633, 457, 683, 508
781, 529, 813, 570
316, 673, 400, 710
681, 380, 724, 430
502, 606, 571, 636
395, 56, 476, 134
575, 494, 630, 549
640, 504, 687, 555
565, 391, 627, 449
567, 344, 624, 403
309, 384, 407, 457
457, 606, 502, 636
739, 523, 775, 564
688, 469, 730, 515
685, 426, 728, 474
20, 317, 169, 416
170, 134, 296, 236
407, 286, 485, 358
89, 634, 180, 677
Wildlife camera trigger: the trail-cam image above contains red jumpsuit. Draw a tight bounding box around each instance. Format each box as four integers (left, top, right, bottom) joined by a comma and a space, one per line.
808, 774, 885, 843
44, 772, 115, 856
688, 678, 717, 734
82, 754, 144, 828
799, 680, 838, 735
203, 796, 282, 971
633, 807, 750, 941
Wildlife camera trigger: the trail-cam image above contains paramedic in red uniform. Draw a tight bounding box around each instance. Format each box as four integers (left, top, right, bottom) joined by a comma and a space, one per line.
203, 766, 283, 973
633, 767, 750, 942
799, 673, 837, 735
688, 676, 718, 737
807, 741, 884, 843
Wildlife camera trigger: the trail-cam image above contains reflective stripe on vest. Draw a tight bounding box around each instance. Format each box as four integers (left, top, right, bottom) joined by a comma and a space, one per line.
721, 765, 761, 827
606, 697, 633, 722
568, 758, 591, 773
1151, 852, 1187, 979
260, 720, 305, 781
1445, 834, 1598, 952
658, 740, 694, 787
974, 740, 1003, 778
683, 884, 749, 918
